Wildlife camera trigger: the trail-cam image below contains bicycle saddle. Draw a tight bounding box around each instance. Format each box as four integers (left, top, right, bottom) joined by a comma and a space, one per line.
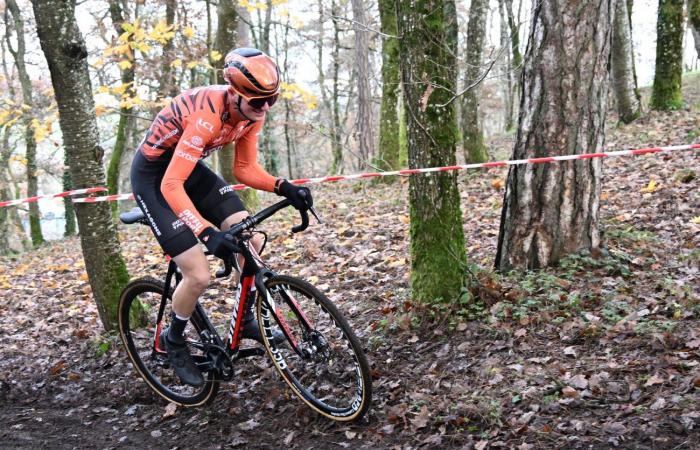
119, 207, 148, 225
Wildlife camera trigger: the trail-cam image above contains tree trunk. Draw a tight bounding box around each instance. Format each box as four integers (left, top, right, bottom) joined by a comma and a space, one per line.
214, 0, 259, 211
63, 149, 77, 236
495, 0, 611, 271
31, 0, 130, 331
0, 29, 29, 252
625, 0, 642, 107
6, 0, 44, 246
397, 0, 468, 304
258, 0, 279, 177
651, 0, 685, 110
159, 0, 178, 99
0, 131, 26, 254
330, 0, 344, 174
460, 0, 489, 163
611, 0, 641, 123
352, 0, 373, 168
282, 15, 296, 179
106, 0, 136, 215
690, 0, 700, 59
375, 0, 400, 177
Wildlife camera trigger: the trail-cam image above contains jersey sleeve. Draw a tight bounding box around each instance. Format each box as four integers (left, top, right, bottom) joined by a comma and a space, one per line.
233, 120, 277, 192
160, 110, 222, 236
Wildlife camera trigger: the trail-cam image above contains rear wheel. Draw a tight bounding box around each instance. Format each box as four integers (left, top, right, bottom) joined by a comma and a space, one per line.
257, 275, 372, 421
118, 277, 219, 406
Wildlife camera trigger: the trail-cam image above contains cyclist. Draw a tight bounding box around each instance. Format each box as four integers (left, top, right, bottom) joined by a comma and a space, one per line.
130, 47, 312, 387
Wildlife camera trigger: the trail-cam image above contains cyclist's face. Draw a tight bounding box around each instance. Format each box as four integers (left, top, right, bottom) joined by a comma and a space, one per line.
239, 95, 272, 121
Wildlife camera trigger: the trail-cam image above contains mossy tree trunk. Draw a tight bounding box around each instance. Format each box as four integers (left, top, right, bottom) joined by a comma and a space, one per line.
31, 0, 130, 331
6, 0, 44, 246
397, 0, 468, 304
651, 0, 685, 110
495, 0, 611, 271
460, 0, 489, 163
611, 0, 641, 123
214, 0, 259, 211
106, 0, 136, 216
0, 131, 27, 254
375, 0, 400, 178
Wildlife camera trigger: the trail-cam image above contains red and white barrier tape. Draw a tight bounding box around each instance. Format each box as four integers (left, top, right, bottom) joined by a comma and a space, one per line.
73, 143, 700, 203
0, 187, 108, 208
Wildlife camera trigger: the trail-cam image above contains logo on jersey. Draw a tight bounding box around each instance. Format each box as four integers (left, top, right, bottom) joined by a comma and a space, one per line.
175, 150, 199, 163
196, 118, 214, 134
191, 135, 204, 147
154, 128, 179, 148
171, 219, 184, 230
219, 185, 234, 195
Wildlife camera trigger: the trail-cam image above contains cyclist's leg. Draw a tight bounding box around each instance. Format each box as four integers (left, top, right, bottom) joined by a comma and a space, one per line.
131, 152, 209, 386
170, 244, 210, 317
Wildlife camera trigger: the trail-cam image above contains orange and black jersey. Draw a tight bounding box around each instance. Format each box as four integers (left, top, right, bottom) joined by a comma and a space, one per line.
138, 85, 276, 236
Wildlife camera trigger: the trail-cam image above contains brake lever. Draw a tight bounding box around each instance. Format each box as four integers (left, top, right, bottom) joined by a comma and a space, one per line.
309, 206, 323, 224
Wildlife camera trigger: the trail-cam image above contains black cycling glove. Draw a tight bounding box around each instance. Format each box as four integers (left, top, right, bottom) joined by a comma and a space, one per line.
276, 179, 313, 211
198, 227, 236, 260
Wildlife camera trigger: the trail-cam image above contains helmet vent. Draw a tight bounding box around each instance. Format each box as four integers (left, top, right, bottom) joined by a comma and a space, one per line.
234, 47, 263, 57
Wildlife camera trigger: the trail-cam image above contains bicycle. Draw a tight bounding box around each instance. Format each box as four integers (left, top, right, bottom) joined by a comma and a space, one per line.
117, 199, 372, 422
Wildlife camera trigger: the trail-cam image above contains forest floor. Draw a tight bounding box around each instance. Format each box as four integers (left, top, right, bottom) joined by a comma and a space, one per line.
1, 76, 699, 449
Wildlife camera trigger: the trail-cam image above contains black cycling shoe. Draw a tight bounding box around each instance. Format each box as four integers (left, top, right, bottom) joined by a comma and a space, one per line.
241, 307, 286, 346
160, 329, 204, 387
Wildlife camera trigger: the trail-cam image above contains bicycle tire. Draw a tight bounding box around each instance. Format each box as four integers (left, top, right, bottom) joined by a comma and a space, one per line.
118, 277, 219, 406
256, 275, 372, 421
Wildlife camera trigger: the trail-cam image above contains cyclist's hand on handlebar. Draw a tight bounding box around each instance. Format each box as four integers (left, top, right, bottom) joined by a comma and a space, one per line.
198, 227, 235, 260
276, 179, 313, 211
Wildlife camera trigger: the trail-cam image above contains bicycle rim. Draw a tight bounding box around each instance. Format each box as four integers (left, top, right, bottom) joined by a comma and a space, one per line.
257, 275, 372, 421
118, 277, 219, 406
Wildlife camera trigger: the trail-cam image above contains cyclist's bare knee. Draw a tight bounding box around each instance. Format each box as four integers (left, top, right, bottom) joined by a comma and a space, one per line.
221, 211, 248, 231
173, 245, 210, 293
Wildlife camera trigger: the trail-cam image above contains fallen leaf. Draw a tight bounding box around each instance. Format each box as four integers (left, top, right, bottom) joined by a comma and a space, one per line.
603, 422, 627, 435
569, 374, 588, 389
650, 397, 666, 410
645, 374, 664, 387
640, 179, 659, 193
475, 440, 488, 450
562, 386, 579, 398
162, 402, 177, 419
412, 405, 430, 430
345, 431, 357, 439
238, 419, 260, 431
49, 361, 66, 376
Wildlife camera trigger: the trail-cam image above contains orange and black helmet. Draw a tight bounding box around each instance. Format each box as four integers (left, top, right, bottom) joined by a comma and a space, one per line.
223, 48, 280, 100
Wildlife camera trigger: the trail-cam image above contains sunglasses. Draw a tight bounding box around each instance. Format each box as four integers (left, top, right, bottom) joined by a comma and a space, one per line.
247, 93, 279, 109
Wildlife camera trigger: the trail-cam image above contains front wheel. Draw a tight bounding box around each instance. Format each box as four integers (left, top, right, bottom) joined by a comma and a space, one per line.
257, 275, 372, 422
118, 277, 219, 406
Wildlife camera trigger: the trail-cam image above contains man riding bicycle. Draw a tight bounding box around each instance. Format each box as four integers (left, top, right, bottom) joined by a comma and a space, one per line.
130, 48, 312, 387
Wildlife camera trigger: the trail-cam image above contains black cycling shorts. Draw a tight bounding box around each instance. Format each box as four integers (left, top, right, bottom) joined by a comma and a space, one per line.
130, 149, 246, 257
